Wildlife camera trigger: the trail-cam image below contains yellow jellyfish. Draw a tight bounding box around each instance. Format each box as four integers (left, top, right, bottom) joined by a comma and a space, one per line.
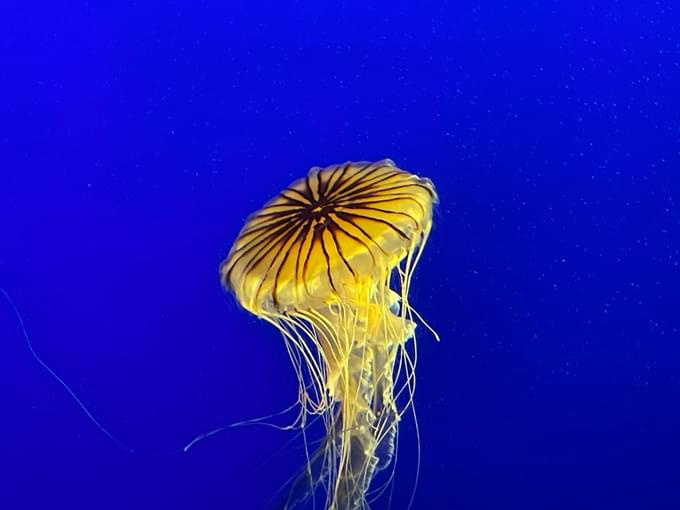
220, 159, 438, 509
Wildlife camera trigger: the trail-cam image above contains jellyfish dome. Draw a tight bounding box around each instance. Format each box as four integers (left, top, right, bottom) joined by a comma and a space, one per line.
221, 160, 438, 509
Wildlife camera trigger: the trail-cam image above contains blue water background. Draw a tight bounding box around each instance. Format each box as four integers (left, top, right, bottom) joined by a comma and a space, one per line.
2, 2, 679, 509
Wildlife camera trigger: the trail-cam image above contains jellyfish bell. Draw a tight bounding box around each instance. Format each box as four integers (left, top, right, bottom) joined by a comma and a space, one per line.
221, 160, 438, 509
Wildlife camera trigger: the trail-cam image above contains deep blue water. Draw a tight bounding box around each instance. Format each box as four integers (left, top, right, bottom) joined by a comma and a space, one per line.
2, 2, 680, 509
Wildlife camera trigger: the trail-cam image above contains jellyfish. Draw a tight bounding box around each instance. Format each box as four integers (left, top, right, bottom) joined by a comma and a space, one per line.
220, 159, 438, 509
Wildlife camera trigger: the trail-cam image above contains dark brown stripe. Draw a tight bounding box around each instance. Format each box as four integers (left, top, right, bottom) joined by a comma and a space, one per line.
327, 214, 378, 267
283, 187, 313, 203
225, 215, 304, 288
318, 229, 337, 293
327, 219, 357, 279
241, 215, 307, 299
335, 210, 410, 240
324, 162, 354, 197
332, 211, 390, 256
326, 162, 376, 197
329, 168, 404, 203
340, 204, 419, 227
259, 218, 308, 308
341, 195, 427, 216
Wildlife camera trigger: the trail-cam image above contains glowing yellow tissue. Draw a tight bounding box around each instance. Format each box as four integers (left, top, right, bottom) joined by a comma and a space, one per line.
221, 160, 438, 509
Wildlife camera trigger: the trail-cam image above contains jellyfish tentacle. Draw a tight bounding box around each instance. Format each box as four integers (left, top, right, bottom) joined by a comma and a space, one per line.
334, 345, 379, 510
279, 437, 329, 510
372, 348, 399, 472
